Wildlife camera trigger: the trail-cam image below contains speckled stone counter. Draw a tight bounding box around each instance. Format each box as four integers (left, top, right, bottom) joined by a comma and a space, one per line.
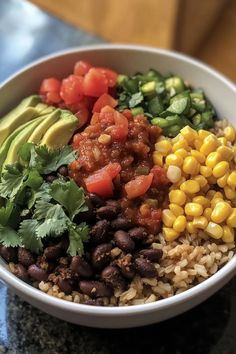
1, 1, 236, 353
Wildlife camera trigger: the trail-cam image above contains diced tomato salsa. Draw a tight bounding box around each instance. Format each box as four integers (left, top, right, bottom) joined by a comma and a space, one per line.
39, 60, 169, 233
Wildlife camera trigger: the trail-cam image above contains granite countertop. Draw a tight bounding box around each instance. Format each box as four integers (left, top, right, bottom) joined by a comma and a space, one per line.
0, 1, 236, 353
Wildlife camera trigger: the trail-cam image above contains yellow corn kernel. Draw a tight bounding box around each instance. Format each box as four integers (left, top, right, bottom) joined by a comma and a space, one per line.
224, 126, 236, 142
180, 126, 198, 143
169, 190, 186, 205
165, 154, 183, 167
224, 186, 236, 200
205, 152, 222, 168
190, 150, 205, 164
173, 176, 186, 188
182, 156, 200, 175
173, 215, 187, 233
207, 175, 217, 184
226, 208, 236, 227
201, 183, 210, 193
174, 148, 188, 159
205, 222, 223, 239
98, 134, 112, 144
192, 196, 210, 207
192, 216, 208, 229
204, 207, 213, 220
218, 137, 227, 146
185, 203, 203, 217
180, 180, 200, 194
217, 173, 229, 188
212, 161, 229, 178
222, 225, 234, 243
155, 140, 172, 155
166, 165, 182, 183
200, 134, 220, 156
172, 139, 188, 152
198, 130, 211, 140
153, 152, 164, 166
186, 221, 197, 234
211, 197, 224, 209
163, 227, 180, 241
227, 171, 236, 188
193, 139, 202, 151
211, 201, 232, 223
193, 175, 208, 188
200, 166, 212, 178
162, 209, 176, 227
217, 146, 234, 161
213, 191, 224, 199
169, 203, 184, 217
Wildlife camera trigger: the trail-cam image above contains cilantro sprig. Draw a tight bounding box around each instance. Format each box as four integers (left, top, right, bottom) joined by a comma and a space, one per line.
0, 143, 89, 256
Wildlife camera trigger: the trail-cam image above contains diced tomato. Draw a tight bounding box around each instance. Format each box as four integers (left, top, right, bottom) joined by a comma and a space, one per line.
40, 78, 61, 94
122, 109, 133, 120
74, 60, 92, 76
93, 94, 117, 113
151, 166, 169, 187
105, 110, 129, 141
75, 102, 90, 128
84, 162, 121, 198
83, 68, 108, 97
72, 133, 85, 149
96, 67, 118, 87
125, 173, 154, 199
60, 75, 84, 105
45, 91, 61, 104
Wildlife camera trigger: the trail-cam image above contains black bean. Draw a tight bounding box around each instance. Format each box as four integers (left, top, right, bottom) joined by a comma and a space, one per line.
134, 258, 156, 278
101, 265, 125, 289
120, 267, 136, 280
28, 264, 48, 281
12, 264, 29, 281
57, 165, 68, 177
57, 277, 73, 294
106, 200, 121, 212
128, 227, 148, 241
89, 220, 110, 244
70, 256, 93, 278
96, 205, 119, 219
91, 243, 112, 269
83, 298, 104, 306
0, 246, 17, 263
43, 246, 62, 260
87, 193, 105, 208
139, 249, 163, 262
46, 175, 57, 183
79, 280, 113, 298
114, 230, 135, 253
57, 238, 69, 251
111, 217, 133, 230
18, 248, 35, 267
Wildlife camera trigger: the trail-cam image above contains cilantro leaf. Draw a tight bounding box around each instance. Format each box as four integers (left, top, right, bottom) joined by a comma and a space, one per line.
129, 92, 144, 108
24, 169, 43, 190
18, 219, 43, 253
18, 142, 35, 164
0, 200, 14, 226
28, 182, 51, 209
67, 222, 89, 256
36, 204, 68, 238
34, 145, 76, 174
50, 179, 88, 220
0, 163, 25, 199
0, 225, 22, 247
34, 200, 55, 220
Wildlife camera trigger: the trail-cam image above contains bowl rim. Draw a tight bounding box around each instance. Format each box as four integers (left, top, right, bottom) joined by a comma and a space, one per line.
0, 43, 236, 316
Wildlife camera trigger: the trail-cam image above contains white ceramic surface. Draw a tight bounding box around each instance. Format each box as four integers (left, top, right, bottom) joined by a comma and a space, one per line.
0, 45, 236, 328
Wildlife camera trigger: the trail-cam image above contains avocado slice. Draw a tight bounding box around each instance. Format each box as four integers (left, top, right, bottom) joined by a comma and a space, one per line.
28, 109, 61, 144
0, 95, 41, 146
35, 103, 56, 116
0, 119, 38, 174
2, 116, 45, 170
40, 111, 78, 149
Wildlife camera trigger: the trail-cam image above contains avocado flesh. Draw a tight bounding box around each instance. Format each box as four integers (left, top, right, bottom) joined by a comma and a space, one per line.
0, 119, 38, 174
35, 103, 56, 116
28, 109, 61, 144
40, 112, 78, 149
0, 95, 41, 146
2, 116, 45, 171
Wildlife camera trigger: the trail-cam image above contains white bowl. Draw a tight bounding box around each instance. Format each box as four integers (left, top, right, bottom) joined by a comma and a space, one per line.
0, 45, 236, 328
